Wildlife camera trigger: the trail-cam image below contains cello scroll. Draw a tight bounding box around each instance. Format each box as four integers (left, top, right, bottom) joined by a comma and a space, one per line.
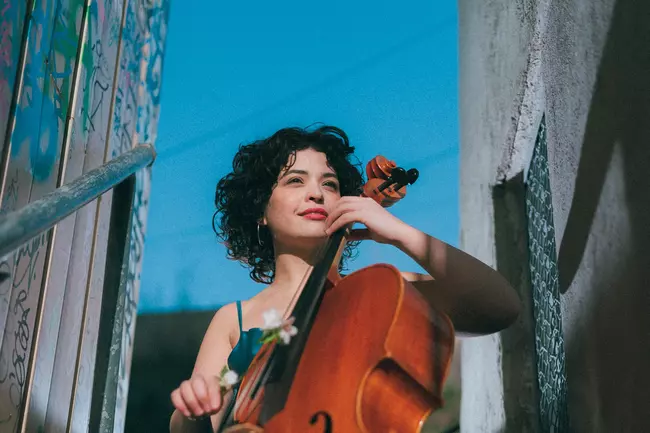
361, 156, 419, 207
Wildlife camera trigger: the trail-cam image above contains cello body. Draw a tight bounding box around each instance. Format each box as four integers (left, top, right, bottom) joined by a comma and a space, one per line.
230, 263, 455, 433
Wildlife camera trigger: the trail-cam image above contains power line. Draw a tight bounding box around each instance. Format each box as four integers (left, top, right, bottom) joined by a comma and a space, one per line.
155, 17, 455, 162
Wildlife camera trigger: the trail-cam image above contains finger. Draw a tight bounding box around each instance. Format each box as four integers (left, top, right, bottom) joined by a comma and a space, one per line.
326, 212, 363, 235
180, 381, 204, 416
326, 200, 365, 229
347, 228, 371, 241
191, 376, 213, 413
326, 203, 355, 227
171, 389, 191, 417
205, 375, 222, 412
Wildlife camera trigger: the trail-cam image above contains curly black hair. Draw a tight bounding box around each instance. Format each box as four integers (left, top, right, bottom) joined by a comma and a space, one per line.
213, 125, 365, 284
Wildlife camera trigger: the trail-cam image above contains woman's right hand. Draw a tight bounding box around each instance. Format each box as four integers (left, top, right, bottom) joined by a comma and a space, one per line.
171, 373, 223, 420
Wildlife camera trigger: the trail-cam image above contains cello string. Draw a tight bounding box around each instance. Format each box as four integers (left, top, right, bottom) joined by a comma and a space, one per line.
280, 174, 375, 319
281, 234, 330, 319
231, 166, 404, 425
235, 232, 331, 413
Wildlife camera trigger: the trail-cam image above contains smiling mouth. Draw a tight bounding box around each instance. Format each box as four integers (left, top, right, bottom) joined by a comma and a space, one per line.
301, 212, 327, 220
299, 208, 328, 218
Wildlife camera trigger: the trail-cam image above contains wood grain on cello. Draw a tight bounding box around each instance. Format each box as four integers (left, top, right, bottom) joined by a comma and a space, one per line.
217, 156, 455, 433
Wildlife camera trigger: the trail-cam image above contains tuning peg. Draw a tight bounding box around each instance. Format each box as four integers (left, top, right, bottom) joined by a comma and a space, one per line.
406, 168, 419, 185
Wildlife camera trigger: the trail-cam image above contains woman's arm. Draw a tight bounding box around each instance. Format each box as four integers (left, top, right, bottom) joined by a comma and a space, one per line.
324, 196, 521, 336
396, 225, 521, 336
170, 303, 238, 433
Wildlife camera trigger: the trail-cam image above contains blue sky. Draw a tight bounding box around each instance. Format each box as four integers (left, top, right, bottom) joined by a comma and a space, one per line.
138, 0, 458, 313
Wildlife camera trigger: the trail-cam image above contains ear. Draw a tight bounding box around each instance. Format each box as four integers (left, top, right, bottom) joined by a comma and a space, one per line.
258, 215, 267, 226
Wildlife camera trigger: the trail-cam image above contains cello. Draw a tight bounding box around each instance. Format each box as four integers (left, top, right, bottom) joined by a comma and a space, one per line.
216, 156, 456, 433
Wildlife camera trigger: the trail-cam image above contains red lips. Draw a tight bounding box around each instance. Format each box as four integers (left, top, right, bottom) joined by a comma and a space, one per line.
298, 208, 328, 217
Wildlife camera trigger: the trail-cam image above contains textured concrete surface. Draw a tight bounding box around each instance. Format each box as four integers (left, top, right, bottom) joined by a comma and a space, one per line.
493, 175, 541, 433
460, 0, 650, 431
544, 0, 650, 430
458, 1, 541, 431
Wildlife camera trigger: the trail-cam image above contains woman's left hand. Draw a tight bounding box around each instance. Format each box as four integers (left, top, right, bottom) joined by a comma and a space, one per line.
324, 196, 411, 245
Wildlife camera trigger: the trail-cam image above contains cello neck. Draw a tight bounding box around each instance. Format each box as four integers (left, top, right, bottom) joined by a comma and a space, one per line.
255, 226, 349, 424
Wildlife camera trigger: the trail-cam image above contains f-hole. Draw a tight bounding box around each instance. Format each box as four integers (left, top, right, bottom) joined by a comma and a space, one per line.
310, 411, 333, 433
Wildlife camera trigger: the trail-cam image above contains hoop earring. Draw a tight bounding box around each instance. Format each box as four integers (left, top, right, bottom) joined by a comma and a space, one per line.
257, 223, 264, 246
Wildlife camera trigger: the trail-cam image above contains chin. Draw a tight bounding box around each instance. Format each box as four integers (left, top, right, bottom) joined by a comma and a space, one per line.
301, 229, 329, 240
297, 226, 329, 242
277, 232, 327, 253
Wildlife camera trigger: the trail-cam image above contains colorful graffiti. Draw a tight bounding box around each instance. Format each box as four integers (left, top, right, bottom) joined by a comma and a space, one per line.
136, 0, 168, 144
0, 0, 27, 151
0, 0, 86, 430
0, 0, 169, 431
0, 233, 47, 428
111, 0, 141, 159
109, 1, 169, 430
31, 1, 128, 432
79, 1, 111, 135
9, 0, 83, 182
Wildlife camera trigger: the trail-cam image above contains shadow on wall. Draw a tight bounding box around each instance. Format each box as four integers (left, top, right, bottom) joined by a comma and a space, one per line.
493, 173, 541, 433
554, 0, 650, 430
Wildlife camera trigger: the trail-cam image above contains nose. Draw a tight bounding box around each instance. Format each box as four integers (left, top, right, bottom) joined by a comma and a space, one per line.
305, 181, 324, 203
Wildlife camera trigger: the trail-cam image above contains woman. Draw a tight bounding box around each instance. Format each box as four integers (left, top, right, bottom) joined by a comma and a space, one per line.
169, 125, 521, 432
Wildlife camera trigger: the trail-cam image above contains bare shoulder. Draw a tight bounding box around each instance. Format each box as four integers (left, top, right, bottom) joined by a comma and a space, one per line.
207, 302, 240, 348
192, 302, 239, 376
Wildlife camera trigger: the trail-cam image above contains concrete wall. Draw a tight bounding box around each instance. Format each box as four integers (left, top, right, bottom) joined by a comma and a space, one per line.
544, 0, 650, 430
459, 0, 650, 431
458, 1, 541, 431
0, 1, 168, 432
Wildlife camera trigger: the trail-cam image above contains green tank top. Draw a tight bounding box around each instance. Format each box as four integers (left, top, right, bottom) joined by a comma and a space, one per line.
227, 301, 263, 375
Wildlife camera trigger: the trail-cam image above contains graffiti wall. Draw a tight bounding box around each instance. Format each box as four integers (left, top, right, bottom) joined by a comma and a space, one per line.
0, 0, 169, 432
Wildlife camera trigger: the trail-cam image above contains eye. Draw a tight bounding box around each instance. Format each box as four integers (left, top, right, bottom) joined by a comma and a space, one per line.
287, 177, 303, 184
324, 181, 339, 190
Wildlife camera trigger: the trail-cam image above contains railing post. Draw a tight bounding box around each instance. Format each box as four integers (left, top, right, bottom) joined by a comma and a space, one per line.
87, 174, 136, 433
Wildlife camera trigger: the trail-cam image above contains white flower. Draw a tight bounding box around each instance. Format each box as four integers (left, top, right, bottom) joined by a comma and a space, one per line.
279, 325, 298, 344
219, 365, 240, 389
259, 309, 299, 346
221, 370, 239, 387
261, 308, 283, 330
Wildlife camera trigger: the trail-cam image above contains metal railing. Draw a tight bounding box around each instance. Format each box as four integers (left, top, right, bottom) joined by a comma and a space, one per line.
0, 143, 155, 431
0, 144, 155, 258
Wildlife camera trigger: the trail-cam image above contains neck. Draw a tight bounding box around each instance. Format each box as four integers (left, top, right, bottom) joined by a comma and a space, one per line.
271, 254, 318, 295
271, 241, 329, 296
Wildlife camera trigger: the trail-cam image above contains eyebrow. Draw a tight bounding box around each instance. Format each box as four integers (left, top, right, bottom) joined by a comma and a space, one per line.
281, 169, 338, 179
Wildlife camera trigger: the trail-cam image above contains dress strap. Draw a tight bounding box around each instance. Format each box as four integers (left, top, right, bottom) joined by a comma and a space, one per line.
235, 300, 243, 333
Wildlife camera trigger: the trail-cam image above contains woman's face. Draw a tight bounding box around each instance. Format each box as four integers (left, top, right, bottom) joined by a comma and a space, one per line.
261, 148, 342, 251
